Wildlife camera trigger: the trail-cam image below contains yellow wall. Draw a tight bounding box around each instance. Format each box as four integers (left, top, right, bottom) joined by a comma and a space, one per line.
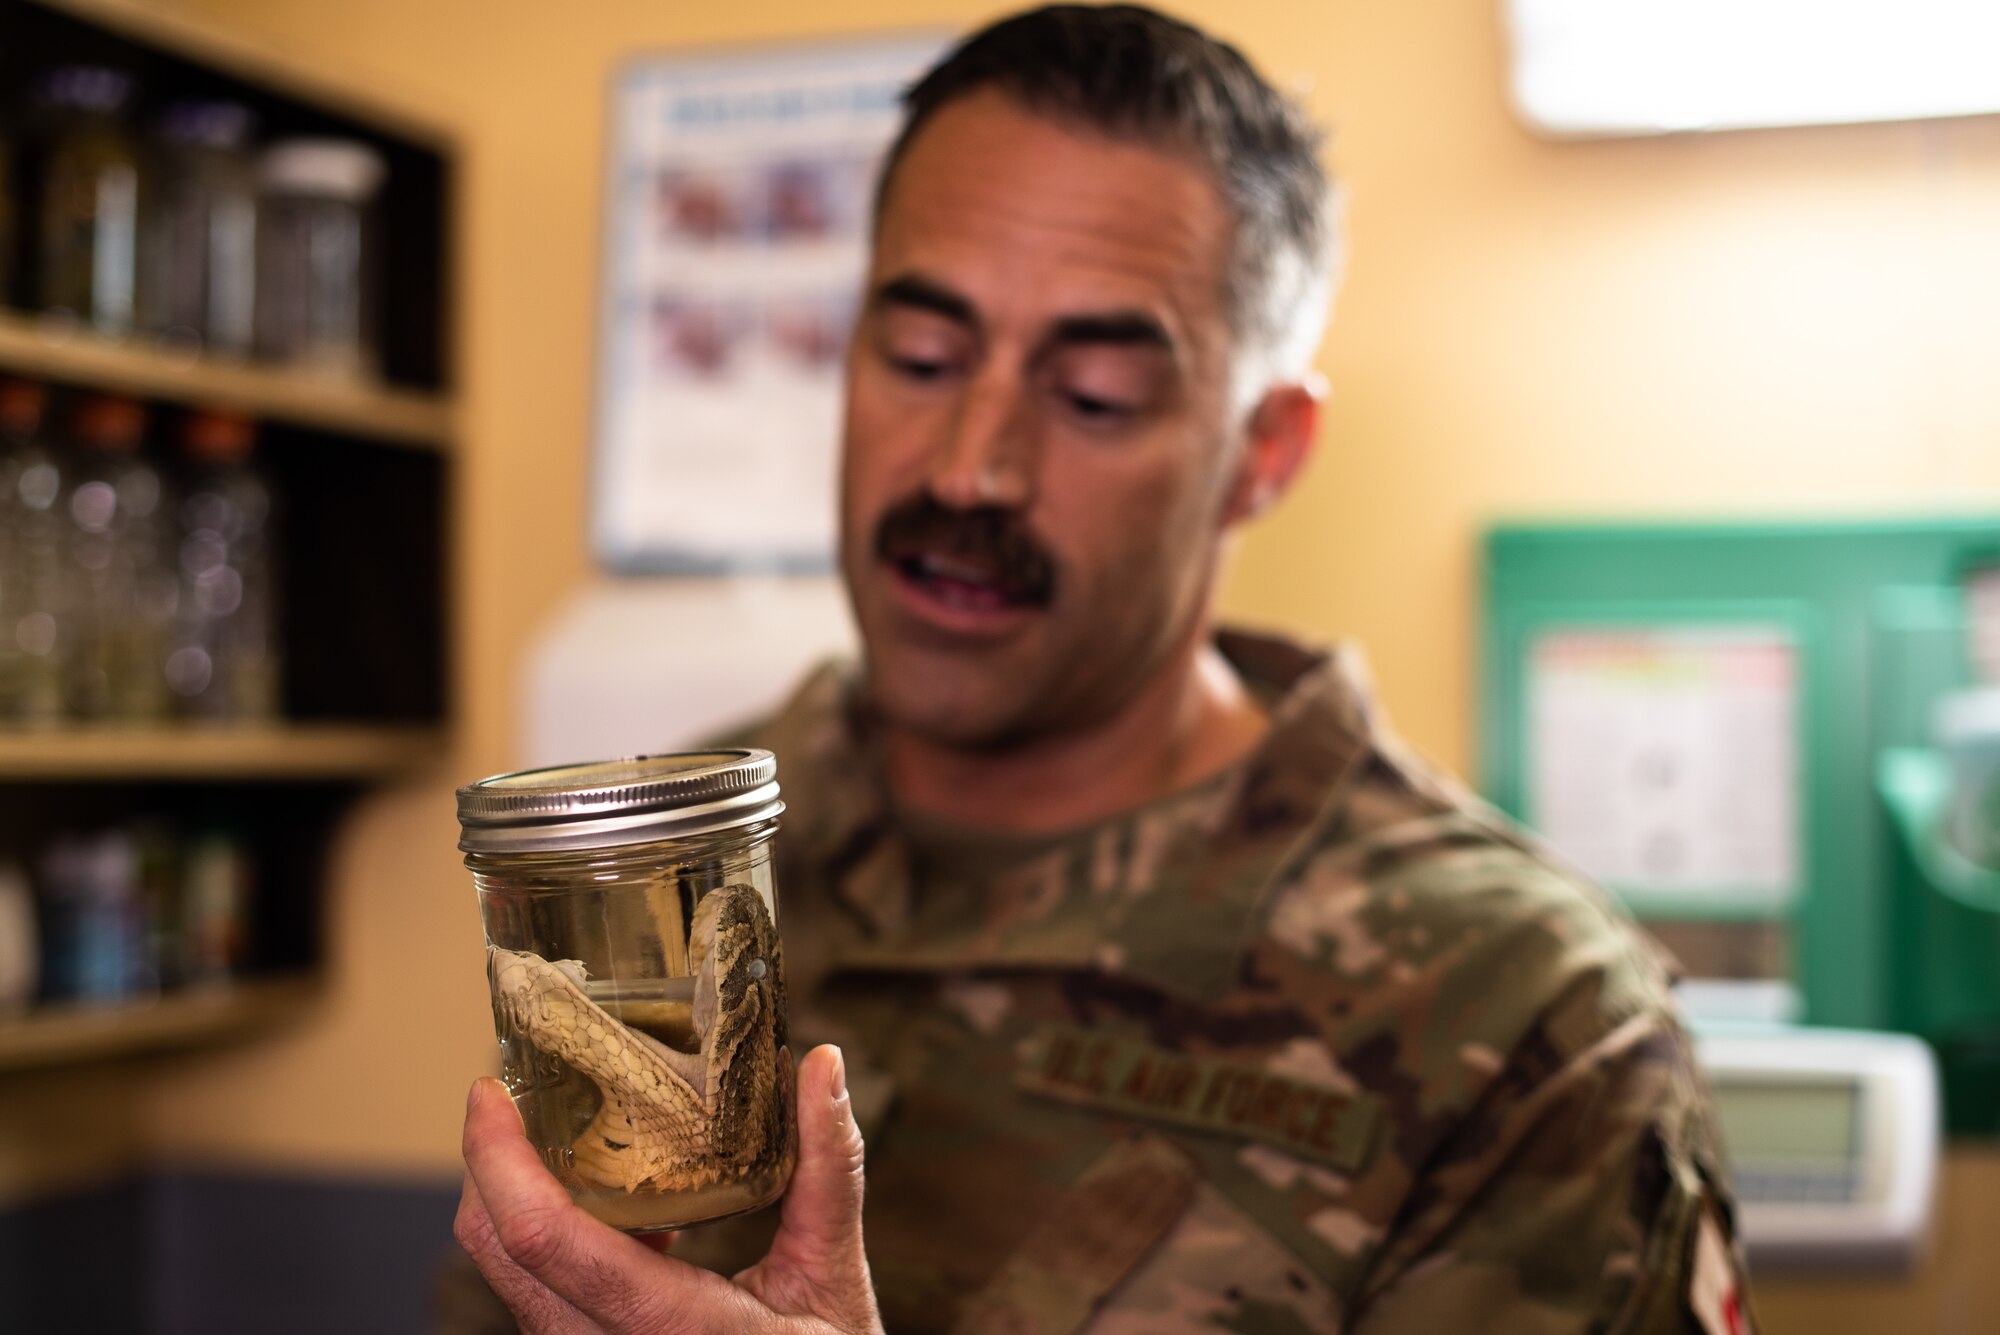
38, 0, 1995, 1201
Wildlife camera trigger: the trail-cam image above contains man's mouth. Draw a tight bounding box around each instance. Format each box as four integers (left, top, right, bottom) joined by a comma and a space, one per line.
873, 498, 1057, 619
890, 550, 1044, 611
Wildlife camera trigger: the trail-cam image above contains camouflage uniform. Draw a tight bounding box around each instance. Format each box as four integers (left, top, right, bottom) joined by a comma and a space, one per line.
669, 628, 1758, 1334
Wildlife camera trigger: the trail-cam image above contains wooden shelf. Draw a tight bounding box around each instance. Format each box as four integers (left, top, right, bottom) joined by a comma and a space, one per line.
0, 724, 445, 780
0, 309, 455, 450
0, 976, 322, 1073
0, 2, 458, 1085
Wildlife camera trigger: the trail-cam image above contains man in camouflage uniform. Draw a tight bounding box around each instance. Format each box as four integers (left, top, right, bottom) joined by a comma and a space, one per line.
454, 6, 1756, 1333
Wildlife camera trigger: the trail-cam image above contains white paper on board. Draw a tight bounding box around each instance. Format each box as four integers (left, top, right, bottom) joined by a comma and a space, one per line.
1527, 625, 1800, 912
594, 34, 951, 572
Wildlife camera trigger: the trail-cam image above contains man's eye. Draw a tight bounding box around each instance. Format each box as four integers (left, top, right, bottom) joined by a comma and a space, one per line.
888, 354, 951, 381
1063, 391, 1134, 421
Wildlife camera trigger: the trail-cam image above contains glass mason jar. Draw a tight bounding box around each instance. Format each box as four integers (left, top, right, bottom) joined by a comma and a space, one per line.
254, 139, 383, 380
145, 100, 259, 360
34, 67, 146, 337
457, 750, 795, 1233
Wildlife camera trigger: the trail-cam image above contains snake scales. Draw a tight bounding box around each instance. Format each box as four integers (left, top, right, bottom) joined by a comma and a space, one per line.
489, 881, 790, 1195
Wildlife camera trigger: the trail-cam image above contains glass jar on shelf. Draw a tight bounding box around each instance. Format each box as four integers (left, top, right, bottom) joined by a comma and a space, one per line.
38, 828, 148, 1004
255, 138, 385, 380
33, 67, 147, 339
64, 393, 175, 723
169, 408, 278, 721
182, 827, 251, 985
0, 377, 72, 725
144, 100, 259, 360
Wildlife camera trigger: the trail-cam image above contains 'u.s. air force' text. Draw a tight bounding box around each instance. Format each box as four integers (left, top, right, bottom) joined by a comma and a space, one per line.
1014, 1024, 1382, 1173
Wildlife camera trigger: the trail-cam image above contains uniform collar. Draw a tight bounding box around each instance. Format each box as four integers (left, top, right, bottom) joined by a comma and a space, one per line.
782, 629, 1380, 1003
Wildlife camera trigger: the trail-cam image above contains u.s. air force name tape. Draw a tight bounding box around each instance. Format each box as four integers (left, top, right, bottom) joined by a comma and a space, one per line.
1015, 1024, 1384, 1173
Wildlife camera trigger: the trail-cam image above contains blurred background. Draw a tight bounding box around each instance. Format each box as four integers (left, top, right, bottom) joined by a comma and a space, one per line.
1, 0, 1997, 1331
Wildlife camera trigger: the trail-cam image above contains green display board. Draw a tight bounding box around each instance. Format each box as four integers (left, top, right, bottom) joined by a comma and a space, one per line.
1481, 518, 2000, 1037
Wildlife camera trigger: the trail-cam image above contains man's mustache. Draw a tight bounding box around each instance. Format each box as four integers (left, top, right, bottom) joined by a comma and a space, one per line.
871, 495, 1058, 605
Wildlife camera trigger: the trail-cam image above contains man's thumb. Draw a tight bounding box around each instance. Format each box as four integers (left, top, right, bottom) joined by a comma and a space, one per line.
757, 1043, 877, 1325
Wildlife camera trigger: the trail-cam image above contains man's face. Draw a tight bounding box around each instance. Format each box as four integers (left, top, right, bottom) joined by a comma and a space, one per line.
840, 90, 1247, 749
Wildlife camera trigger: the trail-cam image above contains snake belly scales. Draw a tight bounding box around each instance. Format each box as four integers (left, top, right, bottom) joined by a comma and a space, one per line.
489, 882, 790, 1194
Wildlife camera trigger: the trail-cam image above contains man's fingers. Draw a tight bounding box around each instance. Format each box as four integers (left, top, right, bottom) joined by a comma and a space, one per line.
741, 1045, 880, 1330
460, 1077, 750, 1333
453, 1167, 599, 1335
777, 1046, 869, 1260
461, 1078, 595, 1274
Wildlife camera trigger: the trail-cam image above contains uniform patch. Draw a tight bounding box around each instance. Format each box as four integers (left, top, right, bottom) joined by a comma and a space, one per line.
1689, 1204, 1748, 1335
1015, 1024, 1384, 1173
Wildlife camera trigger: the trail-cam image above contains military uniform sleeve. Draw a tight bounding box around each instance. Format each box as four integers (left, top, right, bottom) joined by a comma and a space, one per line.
1236, 784, 1762, 1335
1345, 965, 1757, 1334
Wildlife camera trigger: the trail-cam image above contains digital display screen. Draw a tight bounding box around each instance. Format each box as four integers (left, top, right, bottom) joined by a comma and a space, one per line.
1715, 1079, 1859, 1165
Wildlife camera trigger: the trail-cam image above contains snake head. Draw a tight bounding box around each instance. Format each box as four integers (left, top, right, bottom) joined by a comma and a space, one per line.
687, 884, 779, 1046
488, 947, 591, 1029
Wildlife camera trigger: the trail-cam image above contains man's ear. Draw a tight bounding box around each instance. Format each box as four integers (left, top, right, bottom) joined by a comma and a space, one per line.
1222, 375, 1323, 526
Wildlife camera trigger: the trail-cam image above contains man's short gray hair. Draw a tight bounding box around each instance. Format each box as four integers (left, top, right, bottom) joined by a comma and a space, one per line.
877, 3, 1341, 386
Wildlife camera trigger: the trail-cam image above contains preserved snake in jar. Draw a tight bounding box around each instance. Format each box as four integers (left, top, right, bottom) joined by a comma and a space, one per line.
458, 750, 794, 1232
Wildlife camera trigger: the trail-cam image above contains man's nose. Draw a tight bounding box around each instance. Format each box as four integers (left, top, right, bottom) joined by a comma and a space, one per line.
927, 377, 1033, 510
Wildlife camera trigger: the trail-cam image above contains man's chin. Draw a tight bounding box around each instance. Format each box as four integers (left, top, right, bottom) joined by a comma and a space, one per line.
860, 658, 1043, 753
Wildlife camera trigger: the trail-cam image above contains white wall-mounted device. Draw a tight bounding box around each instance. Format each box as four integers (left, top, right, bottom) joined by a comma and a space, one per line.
1694, 1025, 1939, 1272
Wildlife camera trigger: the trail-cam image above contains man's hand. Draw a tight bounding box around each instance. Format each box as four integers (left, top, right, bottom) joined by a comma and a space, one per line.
455, 1045, 883, 1335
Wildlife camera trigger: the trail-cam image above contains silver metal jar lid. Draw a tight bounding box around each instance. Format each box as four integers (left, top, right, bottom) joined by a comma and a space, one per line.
456, 749, 784, 854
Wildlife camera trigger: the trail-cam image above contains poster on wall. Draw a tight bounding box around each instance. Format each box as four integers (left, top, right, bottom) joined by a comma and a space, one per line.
1525, 623, 1802, 917
592, 33, 950, 572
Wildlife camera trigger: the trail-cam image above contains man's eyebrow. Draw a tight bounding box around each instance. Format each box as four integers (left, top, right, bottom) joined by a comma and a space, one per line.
1047, 311, 1173, 352
873, 274, 975, 326
873, 273, 1176, 355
